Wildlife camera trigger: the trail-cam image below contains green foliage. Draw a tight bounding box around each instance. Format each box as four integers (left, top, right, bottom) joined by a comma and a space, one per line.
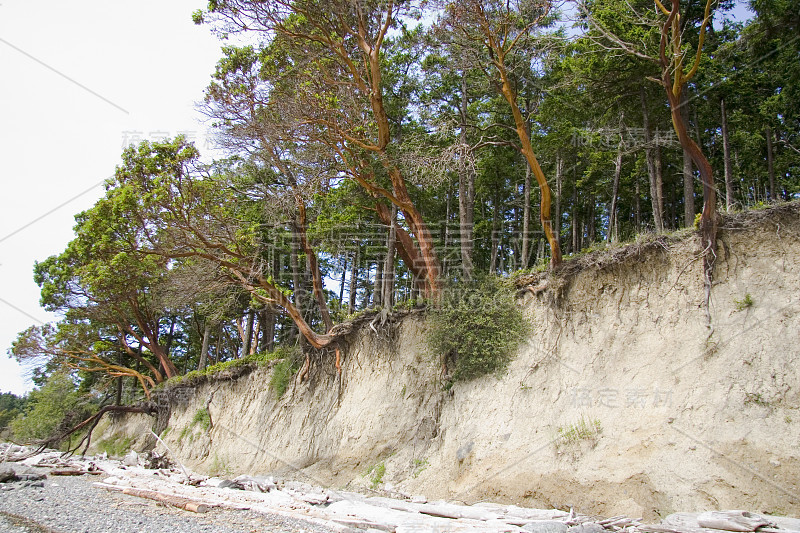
412, 458, 429, 478
9, 372, 89, 444
427, 276, 529, 384
209, 453, 233, 477
367, 461, 386, 488
177, 407, 212, 444
557, 416, 603, 446
734, 293, 754, 311
269, 351, 302, 399
0, 392, 27, 433
96, 435, 134, 457
192, 408, 212, 431
178, 425, 192, 444
744, 392, 769, 407
164, 346, 298, 389
11, 0, 800, 406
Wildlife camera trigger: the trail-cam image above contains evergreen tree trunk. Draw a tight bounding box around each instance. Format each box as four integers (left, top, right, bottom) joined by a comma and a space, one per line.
348, 247, 359, 311
681, 89, 695, 227
260, 308, 275, 352
458, 74, 475, 279
442, 188, 451, 276
721, 98, 734, 211
490, 197, 500, 273
242, 310, 254, 358
372, 261, 383, 308
634, 171, 642, 231
198, 323, 211, 371
163, 316, 177, 357
641, 87, 664, 232
555, 152, 563, 249
521, 110, 533, 268
766, 126, 776, 201
608, 113, 624, 243
572, 180, 579, 253
337, 255, 347, 309
297, 204, 333, 331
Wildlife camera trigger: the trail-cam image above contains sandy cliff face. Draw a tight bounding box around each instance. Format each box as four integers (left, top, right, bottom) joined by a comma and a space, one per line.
92, 204, 800, 520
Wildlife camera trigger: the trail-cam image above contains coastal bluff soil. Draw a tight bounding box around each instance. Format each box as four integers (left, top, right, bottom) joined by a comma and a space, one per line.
92, 204, 800, 521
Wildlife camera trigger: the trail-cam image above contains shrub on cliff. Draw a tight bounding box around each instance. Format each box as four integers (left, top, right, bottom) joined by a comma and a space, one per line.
427, 276, 528, 384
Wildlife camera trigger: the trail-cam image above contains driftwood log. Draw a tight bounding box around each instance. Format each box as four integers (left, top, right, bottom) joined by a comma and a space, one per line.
51, 469, 103, 476
697, 512, 776, 533
95, 483, 214, 513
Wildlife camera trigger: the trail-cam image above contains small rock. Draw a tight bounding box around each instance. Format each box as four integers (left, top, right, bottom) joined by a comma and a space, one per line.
17, 473, 46, 481
122, 451, 139, 467
567, 523, 605, 533
523, 520, 569, 533
298, 492, 329, 505
0, 466, 17, 483
411, 495, 427, 504
232, 474, 275, 492
769, 459, 781, 467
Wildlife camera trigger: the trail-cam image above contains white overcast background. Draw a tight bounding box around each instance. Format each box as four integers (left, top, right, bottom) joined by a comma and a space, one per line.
0, 0, 223, 394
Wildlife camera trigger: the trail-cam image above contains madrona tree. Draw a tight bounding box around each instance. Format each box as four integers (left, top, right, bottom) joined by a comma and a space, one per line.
436, 0, 563, 267
194, 0, 443, 296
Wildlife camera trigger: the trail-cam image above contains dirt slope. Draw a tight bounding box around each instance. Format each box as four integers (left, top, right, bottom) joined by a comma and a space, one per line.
92, 203, 800, 520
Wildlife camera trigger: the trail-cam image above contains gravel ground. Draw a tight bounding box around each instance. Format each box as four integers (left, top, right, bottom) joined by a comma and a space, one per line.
0, 466, 343, 533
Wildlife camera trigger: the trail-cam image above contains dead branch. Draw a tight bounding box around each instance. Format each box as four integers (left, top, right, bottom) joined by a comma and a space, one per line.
31, 404, 157, 458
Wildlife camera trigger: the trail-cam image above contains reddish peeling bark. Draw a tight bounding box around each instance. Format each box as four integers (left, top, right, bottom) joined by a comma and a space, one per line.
657, 0, 718, 276
375, 203, 427, 292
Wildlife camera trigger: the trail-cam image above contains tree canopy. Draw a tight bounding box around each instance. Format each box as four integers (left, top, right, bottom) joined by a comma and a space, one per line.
10, 0, 799, 402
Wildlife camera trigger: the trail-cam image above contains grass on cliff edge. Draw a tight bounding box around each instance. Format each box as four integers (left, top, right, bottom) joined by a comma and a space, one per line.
427, 276, 529, 386
159, 346, 300, 391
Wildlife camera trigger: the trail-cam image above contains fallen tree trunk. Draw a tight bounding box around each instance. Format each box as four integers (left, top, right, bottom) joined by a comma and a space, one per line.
36, 404, 157, 457
51, 469, 103, 476
95, 483, 214, 513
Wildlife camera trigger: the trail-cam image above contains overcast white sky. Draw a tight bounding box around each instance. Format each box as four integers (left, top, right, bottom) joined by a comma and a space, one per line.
0, 0, 223, 394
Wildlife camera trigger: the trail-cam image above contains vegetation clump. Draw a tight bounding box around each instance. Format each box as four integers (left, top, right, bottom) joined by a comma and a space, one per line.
367, 461, 386, 488
96, 434, 134, 457
427, 276, 529, 385
557, 416, 603, 447
734, 293, 754, 311
192, 407, 211, 431
9, 372, 97, 448
269, 350, 302, 399
161, 346, 299, 391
